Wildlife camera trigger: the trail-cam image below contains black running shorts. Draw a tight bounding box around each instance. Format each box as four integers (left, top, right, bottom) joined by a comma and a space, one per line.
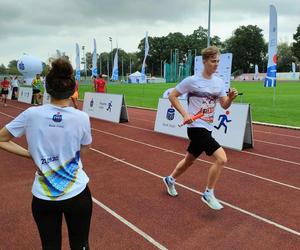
187, 127, 221, 158
1, 89, 9, 95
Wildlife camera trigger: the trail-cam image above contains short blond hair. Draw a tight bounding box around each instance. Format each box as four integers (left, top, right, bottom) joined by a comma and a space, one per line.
201, 46, 220, 60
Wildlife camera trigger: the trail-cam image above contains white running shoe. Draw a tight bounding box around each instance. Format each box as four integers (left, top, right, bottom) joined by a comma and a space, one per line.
163, 176, 178, 197
201, 194, 224, 210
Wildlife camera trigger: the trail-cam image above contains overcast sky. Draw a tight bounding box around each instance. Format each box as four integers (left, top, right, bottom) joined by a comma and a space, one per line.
0, 0, 299, 67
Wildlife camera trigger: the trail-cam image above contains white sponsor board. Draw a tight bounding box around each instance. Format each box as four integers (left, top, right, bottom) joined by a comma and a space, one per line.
18, 86, 33, 104
194, 53, 232, 92
83, 92, 128, 123
154, 98, 188, 138
7, 87, 13, 100
154, 98, 253, 151
43, 91, 51, 105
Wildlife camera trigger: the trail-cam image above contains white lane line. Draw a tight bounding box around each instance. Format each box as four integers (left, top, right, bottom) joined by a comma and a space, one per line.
0, 108, 167, 249
3, 104, 300, 151
0, 111, 299, 190
255, 130, 300, 139
92, 197, 168, 250
90, 147, 300, 238
240, 150, 300, 166
123, 116, 300, 140
254, 139, 300, 150
118, 123, 300, 158
0, 111, 15, 118
91, 127, 300, 191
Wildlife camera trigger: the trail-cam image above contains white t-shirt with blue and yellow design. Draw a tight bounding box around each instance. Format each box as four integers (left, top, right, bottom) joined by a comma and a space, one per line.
6, 104, 92, 201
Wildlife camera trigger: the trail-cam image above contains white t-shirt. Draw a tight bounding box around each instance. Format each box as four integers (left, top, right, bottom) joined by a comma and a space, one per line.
6, 104, 92, 201
11, 79, 19, 88
176, 74, 227, 131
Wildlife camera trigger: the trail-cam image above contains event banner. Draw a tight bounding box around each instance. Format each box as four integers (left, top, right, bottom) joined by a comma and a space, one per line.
75, 43, 81, 81
264, 5, 277, 87
92, 38, 98, 77
194, 53, 232, 92
7, 88, 13, 100
43, 91, 51, 105
112, 49, 119, 81
141, 31, 149, 83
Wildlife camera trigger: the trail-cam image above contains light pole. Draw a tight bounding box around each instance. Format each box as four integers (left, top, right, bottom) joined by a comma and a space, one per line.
99, 53, 102, 74
107, 37, 112, 82
121, 57, 124, 82
207, 0, 211, 47
109, 37, 113, 79
129, 57, 132, 75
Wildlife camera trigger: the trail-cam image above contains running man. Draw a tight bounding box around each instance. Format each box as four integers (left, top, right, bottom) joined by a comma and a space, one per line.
163, 46, 238, 210
0, 77, 11, 106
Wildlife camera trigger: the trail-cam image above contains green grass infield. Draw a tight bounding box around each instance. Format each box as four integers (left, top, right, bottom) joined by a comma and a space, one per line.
78, 80, 300, 127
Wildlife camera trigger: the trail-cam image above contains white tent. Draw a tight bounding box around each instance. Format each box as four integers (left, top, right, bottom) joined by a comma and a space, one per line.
128, 71, 142, 83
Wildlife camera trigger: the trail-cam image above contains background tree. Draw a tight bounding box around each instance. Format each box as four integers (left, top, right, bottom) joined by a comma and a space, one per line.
292, 24, 300, 61
223, 25, 266, 75
7, 60, 21, 75
277, 42, 298, 72
0, 64, 7, 74
136, 26, 223, 76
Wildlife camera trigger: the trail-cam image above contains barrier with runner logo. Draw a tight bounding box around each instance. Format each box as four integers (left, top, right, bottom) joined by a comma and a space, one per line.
154, 98, 253, 151
18, 86, 33, 104
83, 92, 129, 123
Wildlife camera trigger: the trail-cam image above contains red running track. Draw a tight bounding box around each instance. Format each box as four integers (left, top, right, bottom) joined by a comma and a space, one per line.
0, 99, 300, 249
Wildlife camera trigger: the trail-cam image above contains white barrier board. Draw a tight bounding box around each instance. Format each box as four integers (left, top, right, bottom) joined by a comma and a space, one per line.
212, 103, 254, 150
43, 92, 51, 105
18, 87, 33, 104
7, 88, 13, 100
154, 98, 253, 151
154, 99, 188, 138
83, 92, 128, 123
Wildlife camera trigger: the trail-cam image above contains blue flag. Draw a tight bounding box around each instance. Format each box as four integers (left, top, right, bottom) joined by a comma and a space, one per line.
141, 32, 149, 83
92, 38, 97, 77
111, 49, 119, 81
264, 5, 277, 87
75, 43, 81, 81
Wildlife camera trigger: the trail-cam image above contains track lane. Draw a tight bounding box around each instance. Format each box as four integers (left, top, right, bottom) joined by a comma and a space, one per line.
0, 100, 298, 249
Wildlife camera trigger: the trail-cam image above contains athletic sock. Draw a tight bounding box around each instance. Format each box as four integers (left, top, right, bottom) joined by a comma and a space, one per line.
204, 187, 214, 197
168, 176, 175, 184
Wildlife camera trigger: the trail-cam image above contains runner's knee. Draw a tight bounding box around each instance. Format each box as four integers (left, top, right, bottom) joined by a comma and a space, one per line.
216, 156, 227, 166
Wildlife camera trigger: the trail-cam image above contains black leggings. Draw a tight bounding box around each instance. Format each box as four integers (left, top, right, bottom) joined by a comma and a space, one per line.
32, 186, 93, 250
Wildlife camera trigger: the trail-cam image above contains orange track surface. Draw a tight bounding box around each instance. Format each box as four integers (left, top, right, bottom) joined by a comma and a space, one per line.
0, 100, 300, 249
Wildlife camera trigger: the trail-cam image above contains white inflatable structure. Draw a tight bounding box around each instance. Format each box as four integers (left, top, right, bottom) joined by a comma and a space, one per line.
17, 54, 43, 85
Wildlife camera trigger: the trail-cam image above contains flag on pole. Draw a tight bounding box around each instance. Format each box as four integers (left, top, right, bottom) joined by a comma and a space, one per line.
111, 49, 119, 81
141, 32, 149, 83
92, 38, 97, 77
264, 5, 277, 87
292, 62, 296, 79
254, 64, 259, 80
75, 43, 81, 81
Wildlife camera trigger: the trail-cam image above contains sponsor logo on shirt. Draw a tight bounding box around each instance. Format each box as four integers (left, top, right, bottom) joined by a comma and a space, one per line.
52, 112, 62, 122
41, 155, 59, 165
